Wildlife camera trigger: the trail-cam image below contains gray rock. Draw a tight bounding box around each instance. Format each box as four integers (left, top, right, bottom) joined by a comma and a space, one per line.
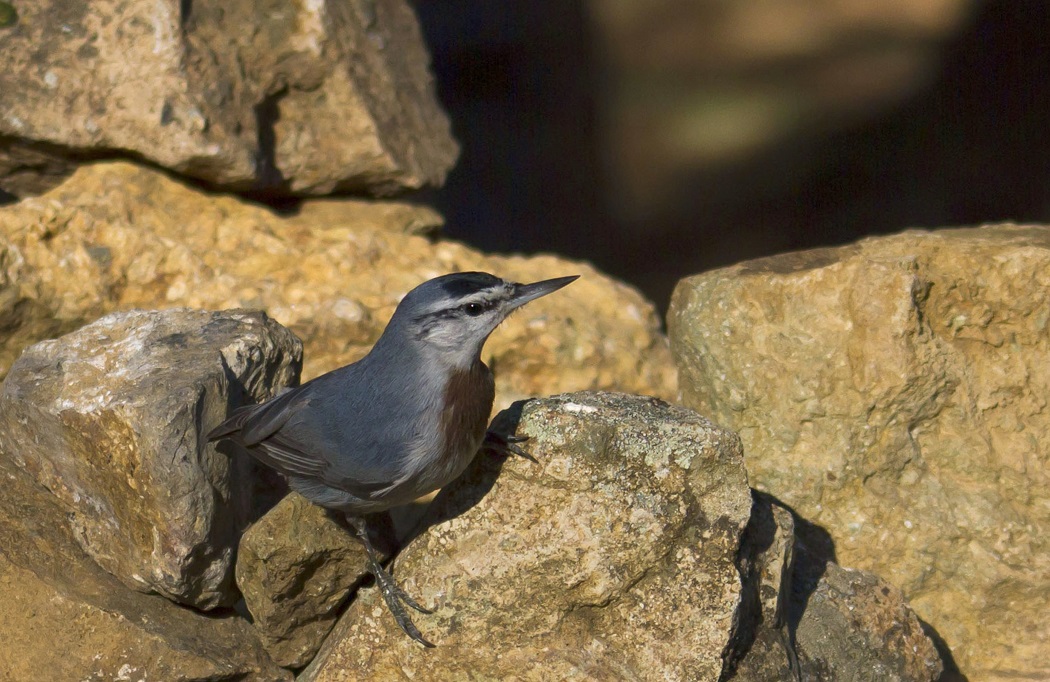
668, 224, 1050, 677
0, 308, 302, 608
0, 434, 291, 681
792, 560, 943, 681
301, 391, 754, 681
729, 494, 943, 681
236, 493, 369, 669
0, 0, 457, 198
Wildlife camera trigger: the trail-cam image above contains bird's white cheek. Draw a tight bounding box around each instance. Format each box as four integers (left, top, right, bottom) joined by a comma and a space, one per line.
423, 331, 484, 369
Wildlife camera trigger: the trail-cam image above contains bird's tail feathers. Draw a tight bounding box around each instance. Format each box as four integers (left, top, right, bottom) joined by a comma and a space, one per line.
206, 404, 255, 442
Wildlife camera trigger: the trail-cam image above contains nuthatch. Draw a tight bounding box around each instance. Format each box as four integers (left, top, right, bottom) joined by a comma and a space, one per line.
208, 271, 578, 646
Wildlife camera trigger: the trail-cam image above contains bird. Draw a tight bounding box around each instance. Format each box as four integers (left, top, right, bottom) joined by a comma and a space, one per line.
208, 271, 578, 646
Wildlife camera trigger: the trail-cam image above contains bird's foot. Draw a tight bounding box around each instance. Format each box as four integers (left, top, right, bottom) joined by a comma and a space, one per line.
377, 564, 432, 615
348, 515, 436, 647
483, 430, 538, 463
371, 560, 435, 648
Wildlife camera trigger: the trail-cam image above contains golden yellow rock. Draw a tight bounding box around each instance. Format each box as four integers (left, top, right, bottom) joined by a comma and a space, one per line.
0, 161, 676, 410
670, 225, 1050, 680
301, 392, 753, 681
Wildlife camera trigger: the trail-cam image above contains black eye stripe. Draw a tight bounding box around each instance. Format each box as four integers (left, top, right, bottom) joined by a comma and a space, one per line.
412, 298, 499, 327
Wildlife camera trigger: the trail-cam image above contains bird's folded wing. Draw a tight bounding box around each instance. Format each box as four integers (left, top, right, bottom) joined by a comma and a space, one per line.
210, 382, 402, 501
238, 389, 308, 445
207, 389, 320, 475
246, 431, 329, 479
230, 420, 392, 501
206, 387, 301, 443
257, 432, 398, 500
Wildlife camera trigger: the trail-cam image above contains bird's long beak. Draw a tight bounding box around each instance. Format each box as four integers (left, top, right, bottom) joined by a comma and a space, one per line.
508, 275, 580, 310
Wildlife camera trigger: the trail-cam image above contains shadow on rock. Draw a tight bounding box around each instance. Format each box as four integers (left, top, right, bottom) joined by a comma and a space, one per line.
921, 620, 968, 682
403, 399, 529, 545
722, 490, 814, 681
724, 490, 950, 681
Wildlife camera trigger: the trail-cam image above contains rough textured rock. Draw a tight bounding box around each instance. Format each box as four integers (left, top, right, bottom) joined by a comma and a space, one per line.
0, 138, 76, 198
669, 224, 1050, 679
0, 162, 676, 408
0, 436, 290, 681
236, 493, 368, 669
731, 495, 942, 681
0, 308, 302, 608
0, 0, 457, 198
726, 493, 798, 680
792, 562, 943, 681
300, 391, 753, 681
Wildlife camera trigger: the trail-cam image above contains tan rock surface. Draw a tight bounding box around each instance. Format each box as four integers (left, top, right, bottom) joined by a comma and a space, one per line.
0, 309, 301, 608
669, 225, 1050, 679
236, 493, 369, 669
0, 162, 676, 408
0, 439, 290, 682
0, 0, 456, 197
300, 391, 753, 681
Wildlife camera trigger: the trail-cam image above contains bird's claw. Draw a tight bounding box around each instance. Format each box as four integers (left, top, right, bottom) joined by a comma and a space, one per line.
384, 573, 433, 615
483, 430, 538, 463
350, 516, 436, 647
372, 562, 435, 647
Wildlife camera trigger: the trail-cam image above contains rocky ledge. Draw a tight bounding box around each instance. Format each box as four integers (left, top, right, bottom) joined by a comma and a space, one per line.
0, 308, 942, 680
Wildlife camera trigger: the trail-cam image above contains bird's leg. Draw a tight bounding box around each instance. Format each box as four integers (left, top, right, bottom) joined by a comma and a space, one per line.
483, 430, 538, 463
346, 515, 435, 648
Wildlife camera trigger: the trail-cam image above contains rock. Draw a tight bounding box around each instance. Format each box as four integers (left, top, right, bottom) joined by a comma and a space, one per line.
0, 139, 77, 198
300, 392, 754, 680
236, 493, 368, 669
668, 224, 1050, 679
0, 162, 676, 408
0, 0, 456, 198
792, 561, 943, 681
0, 437, 290, 681
726, 492, 798, 680
0, 308, 302, 608
729, 494, 942, 681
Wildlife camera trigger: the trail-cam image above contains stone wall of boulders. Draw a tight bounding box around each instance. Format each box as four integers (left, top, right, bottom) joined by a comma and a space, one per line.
1, 1, 1042, 680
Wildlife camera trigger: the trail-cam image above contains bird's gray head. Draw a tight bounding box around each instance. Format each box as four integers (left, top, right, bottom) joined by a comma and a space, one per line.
380, 271, 578, 367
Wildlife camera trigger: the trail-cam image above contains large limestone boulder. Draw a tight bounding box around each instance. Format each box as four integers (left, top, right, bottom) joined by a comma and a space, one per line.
669, 224, 1050, 679
301, 392, 754, 680
288, 392, 940, 679
0, 308, 302, 609
0, 0, 457, 198
0, 436, 290, 681
0, 162, 676, 407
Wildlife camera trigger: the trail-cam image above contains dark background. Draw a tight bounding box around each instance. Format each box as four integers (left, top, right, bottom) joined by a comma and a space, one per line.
412, 0, 1050, 314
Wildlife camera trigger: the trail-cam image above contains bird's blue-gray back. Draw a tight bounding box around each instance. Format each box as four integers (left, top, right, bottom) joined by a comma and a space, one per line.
227, 339, 445, 503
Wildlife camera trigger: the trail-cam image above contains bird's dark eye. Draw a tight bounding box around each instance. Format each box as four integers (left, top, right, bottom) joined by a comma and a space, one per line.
464, 302, 484, 316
